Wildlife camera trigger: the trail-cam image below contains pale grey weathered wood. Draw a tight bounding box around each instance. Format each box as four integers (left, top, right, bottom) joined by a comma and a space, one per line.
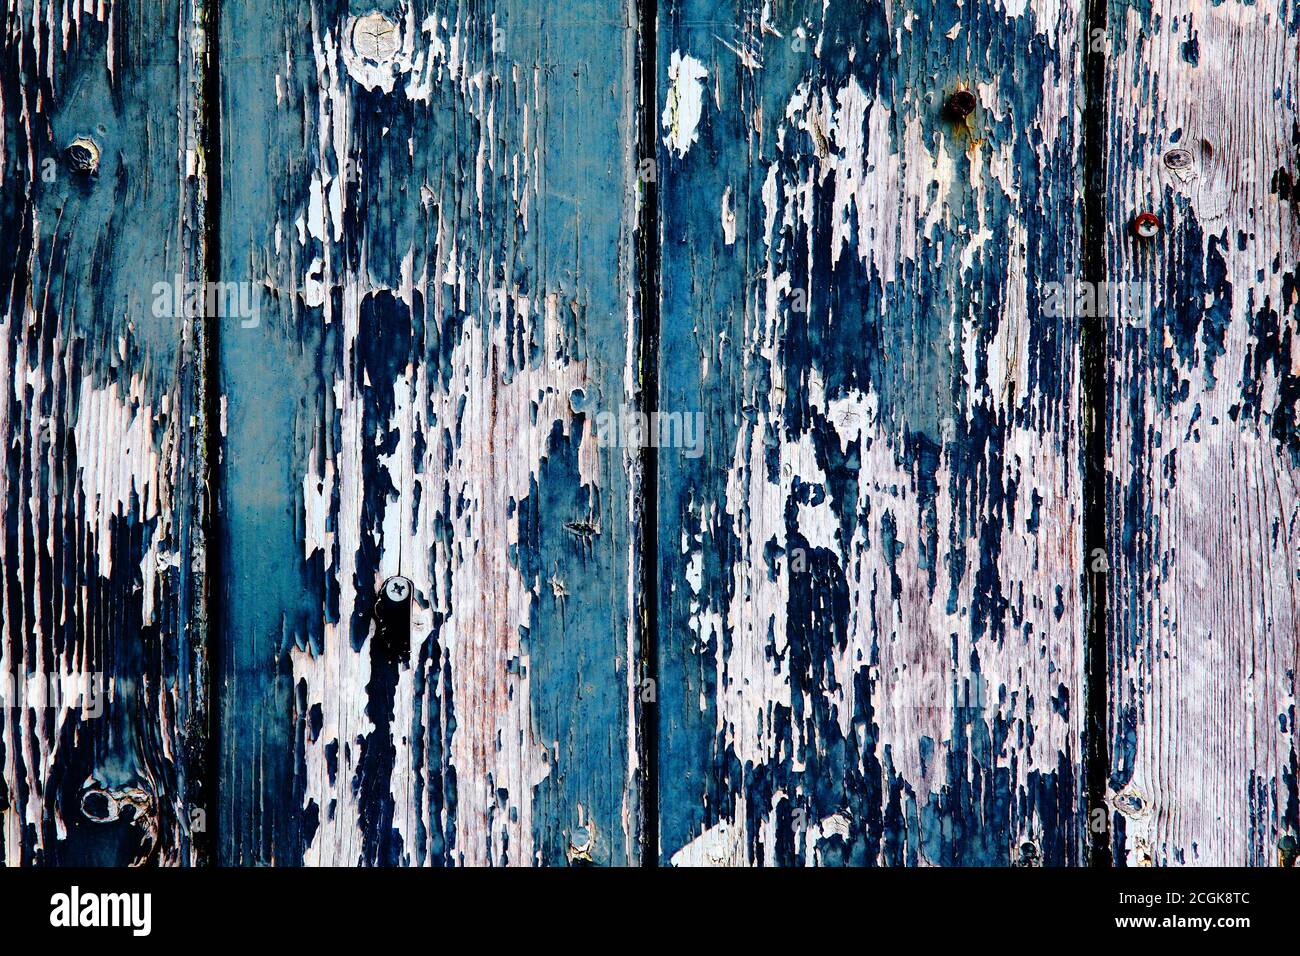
1104, 0, 1300, 866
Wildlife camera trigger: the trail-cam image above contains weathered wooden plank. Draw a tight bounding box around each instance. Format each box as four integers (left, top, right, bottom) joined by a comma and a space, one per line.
0, 0, 210, 864
1104, 0, 1300, 866
656, 0, 1088, 865
217, 0, 644, 865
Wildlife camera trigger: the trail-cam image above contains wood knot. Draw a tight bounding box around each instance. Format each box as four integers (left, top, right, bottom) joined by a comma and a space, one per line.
80, 783, 158, 866
1111, 785, 1148, 819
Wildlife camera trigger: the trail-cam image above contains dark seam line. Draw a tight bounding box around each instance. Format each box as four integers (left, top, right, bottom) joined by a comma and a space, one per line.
200, 0, 223, 868
635, 0, 661, 868
1082, 0, 1112, 869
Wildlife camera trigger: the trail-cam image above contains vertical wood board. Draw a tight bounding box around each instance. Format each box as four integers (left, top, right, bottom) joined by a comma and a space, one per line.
0, 0, 209, 865
656, 0, 1089, 866
1104, 0, 1300, 867
217, 0, 644, 865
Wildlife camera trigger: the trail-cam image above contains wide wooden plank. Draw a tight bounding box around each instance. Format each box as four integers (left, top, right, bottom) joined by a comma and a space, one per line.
656, 0, 1088, 865
1104, 0, 1300, 866
0, 0, 209, 864
217, 0, 644, 864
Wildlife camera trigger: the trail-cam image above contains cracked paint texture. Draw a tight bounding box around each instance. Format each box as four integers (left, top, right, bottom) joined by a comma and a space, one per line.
3, 0, 1295, 871
217, 0, 643, 866
1104, 0, 1300, 867
0, 0, 209, 865
656, 0, 1088, 866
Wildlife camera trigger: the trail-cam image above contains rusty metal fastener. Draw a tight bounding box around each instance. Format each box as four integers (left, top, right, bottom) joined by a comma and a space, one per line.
942, 90, 977, 121
1131, 212, 1162, 238
66, 137, 100, 175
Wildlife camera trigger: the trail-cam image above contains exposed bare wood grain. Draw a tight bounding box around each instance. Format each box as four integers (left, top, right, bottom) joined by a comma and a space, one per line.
217, 0, 644, 865
1105, 0, 1300, 866
656, 0, 1088, 865
0, 0, 209, 865
2, 0, 1293, 873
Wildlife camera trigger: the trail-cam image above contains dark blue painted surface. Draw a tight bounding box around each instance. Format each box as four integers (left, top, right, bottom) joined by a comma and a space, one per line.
655, 0, 1088, 865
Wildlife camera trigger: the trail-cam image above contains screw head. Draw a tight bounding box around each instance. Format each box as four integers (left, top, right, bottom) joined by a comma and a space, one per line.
1131, 212, 1162, 238
381, 575, 412, 604
942, 89, 977, 121
352, 12, 400, 62
65, 137, 100, 175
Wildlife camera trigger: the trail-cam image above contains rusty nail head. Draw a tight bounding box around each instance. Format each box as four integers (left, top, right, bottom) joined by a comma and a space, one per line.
1131, 212, 1162, 238
943, 90, 977, 121
66, 137, 100, 175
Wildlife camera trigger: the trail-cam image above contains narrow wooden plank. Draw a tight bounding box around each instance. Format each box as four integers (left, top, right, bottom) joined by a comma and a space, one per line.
0, 0, 209, 864
217, 0, 644, 864
656, 0, 1088, 865
1105, 0, 1300, 866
